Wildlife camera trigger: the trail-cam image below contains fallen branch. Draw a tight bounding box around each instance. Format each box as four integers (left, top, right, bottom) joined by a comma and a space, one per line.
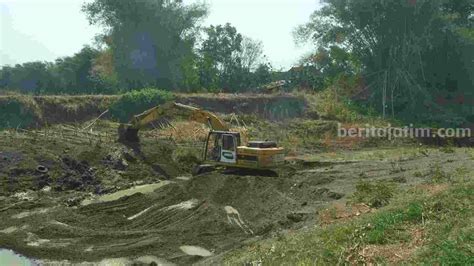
82, 109, 109, 131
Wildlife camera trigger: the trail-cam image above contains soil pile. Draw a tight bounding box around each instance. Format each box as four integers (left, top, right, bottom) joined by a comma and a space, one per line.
0, 168, 342, 264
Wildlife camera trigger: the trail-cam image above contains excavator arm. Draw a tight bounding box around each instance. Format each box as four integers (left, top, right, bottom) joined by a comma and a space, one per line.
118, 102, 229, 142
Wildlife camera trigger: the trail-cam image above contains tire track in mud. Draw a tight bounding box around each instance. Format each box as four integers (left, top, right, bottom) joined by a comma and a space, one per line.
2, 148, 471, 264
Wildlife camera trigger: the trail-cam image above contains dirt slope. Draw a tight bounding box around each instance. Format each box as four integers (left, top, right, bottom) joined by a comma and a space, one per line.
0, 93, 308, 128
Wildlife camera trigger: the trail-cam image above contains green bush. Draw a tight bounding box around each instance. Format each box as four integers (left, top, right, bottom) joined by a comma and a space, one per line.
0, 97, 40, 129
109, 88, 174, 122
350, 180, 396, 208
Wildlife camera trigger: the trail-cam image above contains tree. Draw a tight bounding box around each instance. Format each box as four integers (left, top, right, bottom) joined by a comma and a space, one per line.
0, 46, 112, 94
0, 62, 52, 94
296, 0, 474, 126
50, 46, 101, 94
198, 23, 267, 92
240, 37, 264, 72
253, 63, 272, 87
82, 0, 208, 90
198, 23, 243, 91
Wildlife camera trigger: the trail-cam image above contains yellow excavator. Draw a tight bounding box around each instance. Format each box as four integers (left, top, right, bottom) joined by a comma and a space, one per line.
118, 102, 285, 174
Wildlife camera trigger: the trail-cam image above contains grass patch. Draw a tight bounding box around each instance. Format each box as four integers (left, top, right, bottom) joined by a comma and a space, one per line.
224, 178, 473, 265
429, 164, 452, 183
350, 180, 396, 208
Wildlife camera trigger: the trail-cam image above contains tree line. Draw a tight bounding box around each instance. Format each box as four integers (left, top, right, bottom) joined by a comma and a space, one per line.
293, 0, 474, 127
0, 0, 273, 94
0, 0, 472, 127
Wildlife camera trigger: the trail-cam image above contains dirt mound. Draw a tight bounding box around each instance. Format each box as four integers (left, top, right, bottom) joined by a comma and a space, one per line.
0, 168, 342, 264
176, 94, 307, 121
54, 156, 102, 193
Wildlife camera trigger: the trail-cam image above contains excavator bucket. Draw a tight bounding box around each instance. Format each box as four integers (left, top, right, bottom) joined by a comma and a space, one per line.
118, 125, 140, 143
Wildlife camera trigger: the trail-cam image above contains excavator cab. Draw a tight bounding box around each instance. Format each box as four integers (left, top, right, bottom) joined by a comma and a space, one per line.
204, 131, 242, 164
201, 130, 285, 171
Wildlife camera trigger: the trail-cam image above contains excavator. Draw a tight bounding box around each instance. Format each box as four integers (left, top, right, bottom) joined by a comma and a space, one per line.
118, 102, 285, 175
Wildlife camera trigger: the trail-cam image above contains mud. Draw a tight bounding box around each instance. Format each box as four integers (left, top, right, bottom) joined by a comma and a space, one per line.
1, 145, 472, 264
55, 156, 102, 193
1, 117, 473, 264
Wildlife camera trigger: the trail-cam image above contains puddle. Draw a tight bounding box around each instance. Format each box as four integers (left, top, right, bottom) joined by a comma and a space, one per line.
11, 208, 50, 219
12, 191, 35, 201
26, 232, 50, 247
162, 199, 199, 211
0, 251, 172, 266
0, 226, 18, 234
96, 258, 132, 265
179, 246, 214, 257
49, 220, 70, 227
0, 249, 36, 266
127, 199, 199, 220
127, 206, 154, 220
81, 181, 172, 206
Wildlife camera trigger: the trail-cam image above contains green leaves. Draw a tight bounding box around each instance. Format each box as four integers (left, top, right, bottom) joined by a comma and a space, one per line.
82, 0, 208, 90
296, 0, 474, 126
109, 88, 174, 122
351, 180, 396, 208
0, 46, 106, 95
198, 23, 267, 92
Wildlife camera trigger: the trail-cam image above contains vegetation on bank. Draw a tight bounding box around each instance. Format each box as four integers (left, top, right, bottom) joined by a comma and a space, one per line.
224, 169, 474, 265
108, 88, 174, 122
1, 0, 472, 128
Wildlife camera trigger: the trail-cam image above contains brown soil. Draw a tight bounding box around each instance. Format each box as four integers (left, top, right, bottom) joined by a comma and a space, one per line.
319, 203, 374, 225
358, 227, 426, 264
33, 96, 116, 125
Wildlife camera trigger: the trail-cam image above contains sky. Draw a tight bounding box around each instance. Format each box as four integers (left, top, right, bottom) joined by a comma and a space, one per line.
0, 0, 320, 70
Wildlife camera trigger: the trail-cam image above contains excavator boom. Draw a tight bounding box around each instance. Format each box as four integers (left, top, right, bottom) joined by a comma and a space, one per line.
117, 101, 285, 174
118, 102, 229, 142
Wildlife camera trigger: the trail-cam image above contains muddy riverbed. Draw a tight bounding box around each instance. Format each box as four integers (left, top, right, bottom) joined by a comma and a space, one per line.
1, 141, 472, 264
1, 118, 472, 264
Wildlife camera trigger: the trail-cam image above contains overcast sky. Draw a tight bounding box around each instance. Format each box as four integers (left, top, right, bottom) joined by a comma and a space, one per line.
0, 0, 320, 70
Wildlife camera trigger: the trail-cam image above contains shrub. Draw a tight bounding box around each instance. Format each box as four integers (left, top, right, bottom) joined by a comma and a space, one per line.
350, 180, 396, 208
109, 88, 174, 122
316, 89, 362, 122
